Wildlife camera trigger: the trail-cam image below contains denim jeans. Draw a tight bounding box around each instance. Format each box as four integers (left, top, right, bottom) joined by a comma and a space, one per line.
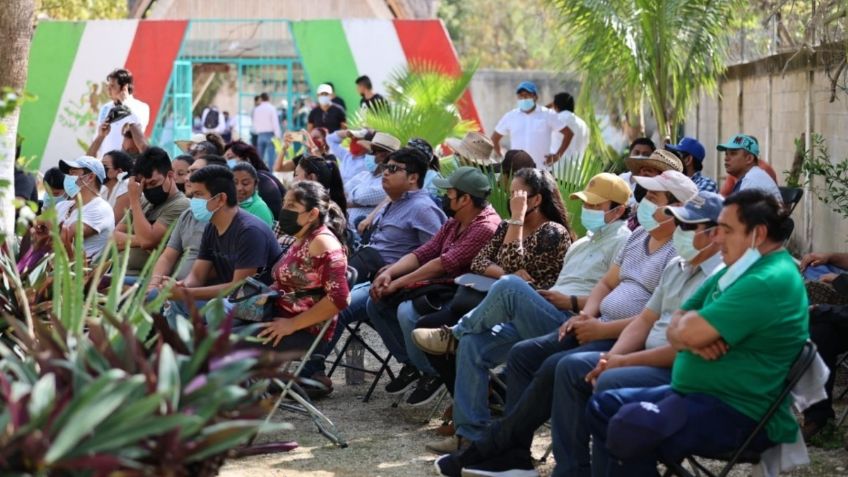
552, 351, 671, 477
302, 282, 371, 376
587, 386, 774, 477
256, 132, 275, 169
453, 275, 570, 339
366, 296, 437, 375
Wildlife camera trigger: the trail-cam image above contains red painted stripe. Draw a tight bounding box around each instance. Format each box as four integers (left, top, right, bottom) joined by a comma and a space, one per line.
124, 20, 189, 136
393, 20, 482, 131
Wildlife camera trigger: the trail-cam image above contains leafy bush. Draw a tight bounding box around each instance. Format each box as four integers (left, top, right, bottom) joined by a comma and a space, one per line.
799, 133, 848, 220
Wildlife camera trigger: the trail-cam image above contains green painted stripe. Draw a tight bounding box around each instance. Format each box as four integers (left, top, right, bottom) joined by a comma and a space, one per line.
291, 20, 360, 114
19, 22, 87, 166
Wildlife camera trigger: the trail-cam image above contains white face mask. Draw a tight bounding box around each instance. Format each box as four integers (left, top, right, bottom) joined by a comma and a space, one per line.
717, 230, 761, 292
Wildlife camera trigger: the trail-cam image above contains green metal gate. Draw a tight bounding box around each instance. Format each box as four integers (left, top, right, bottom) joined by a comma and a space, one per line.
151, 20, 312, 157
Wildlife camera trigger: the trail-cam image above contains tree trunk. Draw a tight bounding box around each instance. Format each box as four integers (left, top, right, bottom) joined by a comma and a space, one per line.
0, 0, 35, 242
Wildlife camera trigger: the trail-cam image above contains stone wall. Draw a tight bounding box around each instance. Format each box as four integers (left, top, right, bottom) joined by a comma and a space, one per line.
685, 50, 848, 253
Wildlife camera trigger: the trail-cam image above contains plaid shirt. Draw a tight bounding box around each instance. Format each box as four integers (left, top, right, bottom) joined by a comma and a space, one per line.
691, 171, 718, 193
412, 205, 501, 277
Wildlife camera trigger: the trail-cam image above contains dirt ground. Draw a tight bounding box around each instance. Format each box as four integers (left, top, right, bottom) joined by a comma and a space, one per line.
220, 328, 848, 477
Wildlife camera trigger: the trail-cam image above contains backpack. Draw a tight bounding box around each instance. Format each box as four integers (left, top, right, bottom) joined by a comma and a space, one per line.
203, 108, 220, 129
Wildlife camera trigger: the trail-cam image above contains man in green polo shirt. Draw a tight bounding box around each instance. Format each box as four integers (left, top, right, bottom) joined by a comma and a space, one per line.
586, 188, 808, 477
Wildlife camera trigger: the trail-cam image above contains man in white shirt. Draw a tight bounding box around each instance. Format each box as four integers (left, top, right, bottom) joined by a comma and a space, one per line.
491, 81, 571, 170
94, 69, 150, 158
718, 133, 782, 203
252, 92, 282, 169
549, 92, 589, 164
54, 156, 115, 260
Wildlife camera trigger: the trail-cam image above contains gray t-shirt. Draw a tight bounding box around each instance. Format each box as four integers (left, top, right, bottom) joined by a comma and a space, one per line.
598, 227, 677, 322
166, 208, 208, 280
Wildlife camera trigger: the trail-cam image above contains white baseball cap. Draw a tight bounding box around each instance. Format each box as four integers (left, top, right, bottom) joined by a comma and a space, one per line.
633, 170, 698, 204
317, 84, 333, 95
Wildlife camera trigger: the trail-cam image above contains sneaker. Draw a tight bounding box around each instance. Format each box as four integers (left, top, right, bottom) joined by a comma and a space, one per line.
413, 326, 458, 355
434, 454, 462, 477
426, 435, 469, 454
460, 448, 538, 477
386, 364, 420, 395
406, 375, 444, 407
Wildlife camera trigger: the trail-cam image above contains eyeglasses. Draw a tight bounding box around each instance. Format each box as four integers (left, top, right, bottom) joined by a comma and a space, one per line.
678, 222, 717, 234
383, 164, 407, 174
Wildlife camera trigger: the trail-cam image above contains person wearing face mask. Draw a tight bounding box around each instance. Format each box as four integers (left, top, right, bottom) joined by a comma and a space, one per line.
345, 131, 401, 226
490, 81, 572, 170
112, 147, 189, 276
232, 162, 274, 228
225, 140, 285, 217
40, 167, 67, 211
307, 84, 347, 133
587, 189, 806, 477
99, 149, 135, 223
367, 167, 501, 408
172, 155, 193, 194
328, 128, 372, 183
54, 156, 115, 260
164, 165, 281, 319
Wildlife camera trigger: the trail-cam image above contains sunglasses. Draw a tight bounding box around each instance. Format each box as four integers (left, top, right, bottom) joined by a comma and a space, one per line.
383, 164, 407, 174
678, 222, 716, 234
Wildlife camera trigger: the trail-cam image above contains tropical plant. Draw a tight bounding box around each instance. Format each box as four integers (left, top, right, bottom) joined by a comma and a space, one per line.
547, 0, 737, 142
799, 133, 848, 220
0, 215, 289, 475
349, 61, 479, 146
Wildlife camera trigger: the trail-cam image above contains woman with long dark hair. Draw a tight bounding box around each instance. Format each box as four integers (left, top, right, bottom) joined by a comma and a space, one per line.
225, 140, 286, 216
294, 155, 348, 219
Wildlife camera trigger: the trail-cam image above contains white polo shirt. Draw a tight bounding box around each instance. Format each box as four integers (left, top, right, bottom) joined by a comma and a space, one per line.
495, 106, 566, 169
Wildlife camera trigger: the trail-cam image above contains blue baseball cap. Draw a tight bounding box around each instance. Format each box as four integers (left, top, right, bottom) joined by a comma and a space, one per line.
664, 191, 724, 224
666, 136, 706, 163
59, 155, 106, 183
716, 133, 760, 157
606, 393, 688, 459
515, 81, 538, 96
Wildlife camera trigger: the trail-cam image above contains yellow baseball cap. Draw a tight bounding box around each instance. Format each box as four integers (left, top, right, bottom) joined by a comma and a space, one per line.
570, 172, 632, 205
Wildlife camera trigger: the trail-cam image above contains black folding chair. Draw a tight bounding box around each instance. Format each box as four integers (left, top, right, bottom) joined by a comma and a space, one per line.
779, 186, 803, 214
661, 340, 818, 477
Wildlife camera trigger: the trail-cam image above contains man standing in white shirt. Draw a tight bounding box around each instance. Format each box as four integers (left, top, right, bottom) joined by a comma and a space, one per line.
718, 133, 782, 203
94, 69, 150, 158
550, 92, 589, 164
491, 81, 571, 170
252, 92, 282, 169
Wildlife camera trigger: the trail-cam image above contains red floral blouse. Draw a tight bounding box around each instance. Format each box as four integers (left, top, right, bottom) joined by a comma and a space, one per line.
271, 225, 350, 341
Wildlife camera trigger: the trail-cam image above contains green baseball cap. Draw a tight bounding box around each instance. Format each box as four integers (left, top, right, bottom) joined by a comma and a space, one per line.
433, 166, 491, 199
716, 134, 760, 157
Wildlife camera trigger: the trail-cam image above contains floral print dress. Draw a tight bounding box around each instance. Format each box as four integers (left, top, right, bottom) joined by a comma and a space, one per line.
271, 225, 350, 341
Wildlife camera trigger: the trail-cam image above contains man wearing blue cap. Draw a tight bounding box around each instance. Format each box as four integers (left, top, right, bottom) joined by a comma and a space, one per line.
54, 156, 115, 259
666, 136, 717, 193
717, 133, 782, 202
491, 81, 572, 170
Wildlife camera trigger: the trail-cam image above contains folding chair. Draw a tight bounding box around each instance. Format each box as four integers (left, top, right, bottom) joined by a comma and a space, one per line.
779, 187, 803, 214
327, 319, 396, 402
836, 353, 848, 427
661, 340, 818, 477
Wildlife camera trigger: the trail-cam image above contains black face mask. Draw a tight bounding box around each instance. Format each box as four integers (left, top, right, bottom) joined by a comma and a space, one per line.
278, 208, 305, 236
441, 196, 456, 218
143, 183, 169, 206
176, 182, 186, 193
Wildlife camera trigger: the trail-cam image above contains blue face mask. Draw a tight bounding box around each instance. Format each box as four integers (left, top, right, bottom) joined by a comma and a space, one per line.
672, 228, 702, 262
581, 207, 607, 233
517, 98, 535, 112
364, 154, 377, 173
63, 174, 81, 198
190, 196, 218, 222
717, 231, 761, 292
227, 159, 238, 169
42, 191, 62, 209
637, 198, 667, 232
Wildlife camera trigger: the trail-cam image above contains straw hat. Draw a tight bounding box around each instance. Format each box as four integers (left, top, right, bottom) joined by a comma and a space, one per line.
175, 133, 207, 154
625, 149, 683, 175
445, 131, 496, 166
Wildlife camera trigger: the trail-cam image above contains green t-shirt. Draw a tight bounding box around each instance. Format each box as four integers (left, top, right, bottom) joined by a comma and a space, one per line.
672, 249, 808, 444
239, 192, 274, 228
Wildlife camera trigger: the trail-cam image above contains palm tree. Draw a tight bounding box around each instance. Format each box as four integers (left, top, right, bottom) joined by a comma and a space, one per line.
348, 61, 478, 146
548, 0, 735, 141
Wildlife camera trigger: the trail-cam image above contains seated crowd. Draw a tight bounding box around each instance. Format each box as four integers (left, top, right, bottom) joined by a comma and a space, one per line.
16, 72, 839, 477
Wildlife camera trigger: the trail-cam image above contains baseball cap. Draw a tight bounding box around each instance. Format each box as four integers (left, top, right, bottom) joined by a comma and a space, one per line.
59, 155, 106, 182
432, 166, 491, 199
317, 84, 333, 95
664, 191, 724, 224
716, 134, 759, 157
633, 170, 698, 203
666, 136, 706, 163
570, 172, 631, 205
606, 393, 688, 459
515, 81, 538, 96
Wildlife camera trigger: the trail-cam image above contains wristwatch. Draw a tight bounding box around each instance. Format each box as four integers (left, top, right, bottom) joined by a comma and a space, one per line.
505, 218, 524, 226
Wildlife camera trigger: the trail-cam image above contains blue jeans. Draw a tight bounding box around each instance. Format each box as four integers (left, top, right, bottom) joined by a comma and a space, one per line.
256, 132, 275, 169
587, 386, 774, 477
552, 352, 671, 477
367, 296, 437, 375
303, 282, 372, 376
454, 275, 570, 339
